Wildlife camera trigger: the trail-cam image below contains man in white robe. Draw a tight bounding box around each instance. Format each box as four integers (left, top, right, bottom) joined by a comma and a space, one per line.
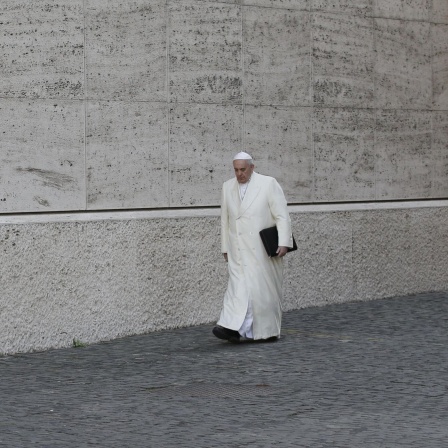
213, 152, 294, 343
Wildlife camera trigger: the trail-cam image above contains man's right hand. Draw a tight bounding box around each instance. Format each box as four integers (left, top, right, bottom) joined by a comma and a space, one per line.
223, 253, 228, 262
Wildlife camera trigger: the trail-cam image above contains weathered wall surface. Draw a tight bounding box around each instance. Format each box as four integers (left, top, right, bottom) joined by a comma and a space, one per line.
1, 202, 448, 354
1, 0, 447, 211
1, 1, 448, 353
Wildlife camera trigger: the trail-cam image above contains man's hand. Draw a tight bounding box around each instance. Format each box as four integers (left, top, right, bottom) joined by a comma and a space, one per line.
276, 246, 288, 257
223, 253, 228, 262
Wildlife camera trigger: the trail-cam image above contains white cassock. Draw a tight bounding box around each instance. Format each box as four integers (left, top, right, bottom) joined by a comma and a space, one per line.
218, 171, 293, 340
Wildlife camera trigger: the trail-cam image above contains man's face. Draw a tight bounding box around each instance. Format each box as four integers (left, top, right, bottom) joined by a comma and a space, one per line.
233, 159, 254, 184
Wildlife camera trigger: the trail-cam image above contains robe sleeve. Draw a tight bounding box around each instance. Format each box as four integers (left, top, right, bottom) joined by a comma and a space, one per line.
221, 185, 229, 253
268, 179, 293, 248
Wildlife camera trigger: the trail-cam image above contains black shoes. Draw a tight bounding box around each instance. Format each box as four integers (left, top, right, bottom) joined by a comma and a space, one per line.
212, 325, 279, 343
212, 325, 241, 343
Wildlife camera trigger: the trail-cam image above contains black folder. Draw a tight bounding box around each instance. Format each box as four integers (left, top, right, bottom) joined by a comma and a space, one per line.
259, 226, 297, 258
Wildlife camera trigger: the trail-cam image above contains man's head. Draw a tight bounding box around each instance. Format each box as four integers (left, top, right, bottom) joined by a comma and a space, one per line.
233, 152, 254, 184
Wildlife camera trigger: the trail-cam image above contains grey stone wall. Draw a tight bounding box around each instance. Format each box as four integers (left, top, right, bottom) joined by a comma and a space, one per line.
1, 1, 448, 353
1, 0, 447, 212
1, 202, 448, 354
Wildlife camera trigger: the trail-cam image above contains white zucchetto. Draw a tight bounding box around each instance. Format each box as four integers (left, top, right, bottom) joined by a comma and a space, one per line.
233, 151, 253, 161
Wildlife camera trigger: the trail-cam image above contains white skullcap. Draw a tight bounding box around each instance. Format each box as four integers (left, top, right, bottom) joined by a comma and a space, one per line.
233, 151, 253, 161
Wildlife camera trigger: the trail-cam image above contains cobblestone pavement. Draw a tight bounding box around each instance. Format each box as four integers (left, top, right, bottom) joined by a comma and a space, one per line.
1, 291, 447, 448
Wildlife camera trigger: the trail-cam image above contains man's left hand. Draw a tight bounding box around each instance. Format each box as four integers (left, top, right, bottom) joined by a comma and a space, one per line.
276, 246, 288, 257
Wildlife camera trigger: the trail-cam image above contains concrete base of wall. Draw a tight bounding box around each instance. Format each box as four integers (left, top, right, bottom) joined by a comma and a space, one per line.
1, 201, 448, 355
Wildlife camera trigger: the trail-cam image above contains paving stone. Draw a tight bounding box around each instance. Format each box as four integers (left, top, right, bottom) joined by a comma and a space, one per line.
0, 291, 447, 447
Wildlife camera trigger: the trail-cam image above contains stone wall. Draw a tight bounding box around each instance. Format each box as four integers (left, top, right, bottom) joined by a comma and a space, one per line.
1, 1, 448, 353
1, 202, 447, 354
1, 0, 447, 211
